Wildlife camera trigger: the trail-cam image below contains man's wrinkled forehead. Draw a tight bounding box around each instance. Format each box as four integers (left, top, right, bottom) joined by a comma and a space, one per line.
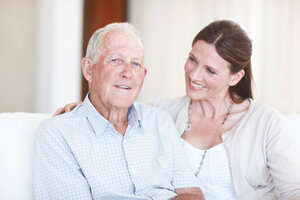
101, 29, 144, 53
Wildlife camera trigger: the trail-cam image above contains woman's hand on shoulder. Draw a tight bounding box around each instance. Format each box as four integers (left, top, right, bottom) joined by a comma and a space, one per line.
53, 102, 82, 116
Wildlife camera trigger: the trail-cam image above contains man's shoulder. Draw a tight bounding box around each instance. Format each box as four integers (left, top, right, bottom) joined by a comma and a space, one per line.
152, 96, 189, 110
133, 102, 176, 133
37, 105, 84, 137
134, 101, 172, 119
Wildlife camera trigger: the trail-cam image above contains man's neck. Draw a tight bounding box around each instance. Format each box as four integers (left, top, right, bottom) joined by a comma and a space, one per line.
105, 109, 129, 135
90, 96, 129, 134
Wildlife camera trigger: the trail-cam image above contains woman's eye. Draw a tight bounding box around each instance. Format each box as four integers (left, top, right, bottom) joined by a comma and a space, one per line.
207, 67, 216, 74
189, 56, 196, 62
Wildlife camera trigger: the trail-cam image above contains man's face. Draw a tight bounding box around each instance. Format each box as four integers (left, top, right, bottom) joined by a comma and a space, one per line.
86, 30, 146, 110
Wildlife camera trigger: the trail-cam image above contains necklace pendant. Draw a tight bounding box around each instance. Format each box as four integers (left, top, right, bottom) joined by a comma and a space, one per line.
194, 150, 207, 177
188, 101, 233, 177
186, 100, 192, 131
186, 124, 191, 131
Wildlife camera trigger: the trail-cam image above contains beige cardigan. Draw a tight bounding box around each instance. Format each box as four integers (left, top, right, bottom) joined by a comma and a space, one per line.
153, 96, 300, 200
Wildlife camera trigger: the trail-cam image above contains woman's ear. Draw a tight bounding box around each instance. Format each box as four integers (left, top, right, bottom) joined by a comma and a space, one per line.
229, 69, 245, 86
82, 57, 93, 83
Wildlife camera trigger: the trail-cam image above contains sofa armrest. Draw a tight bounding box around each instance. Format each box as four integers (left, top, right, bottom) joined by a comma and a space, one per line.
0, 112, 50, 200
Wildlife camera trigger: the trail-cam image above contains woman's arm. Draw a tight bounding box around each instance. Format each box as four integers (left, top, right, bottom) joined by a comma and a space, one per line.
267, 111, 300, 199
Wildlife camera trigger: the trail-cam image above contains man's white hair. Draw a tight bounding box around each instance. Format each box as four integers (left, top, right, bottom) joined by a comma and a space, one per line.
85, 22, 144, 64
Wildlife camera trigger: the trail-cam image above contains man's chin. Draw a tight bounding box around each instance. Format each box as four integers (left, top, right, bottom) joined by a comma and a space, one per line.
111, 98, 135, 109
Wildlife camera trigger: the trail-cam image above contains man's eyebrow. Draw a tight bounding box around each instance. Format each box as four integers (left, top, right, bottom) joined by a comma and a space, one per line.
132, 57, 143, 61
106, 52, 121, 58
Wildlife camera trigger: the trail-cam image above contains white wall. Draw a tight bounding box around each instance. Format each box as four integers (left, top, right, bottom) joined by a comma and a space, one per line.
0, 0, 37, 112
1, 0, 299, 114
35, 0, 83, 113
0, 0, 83, 113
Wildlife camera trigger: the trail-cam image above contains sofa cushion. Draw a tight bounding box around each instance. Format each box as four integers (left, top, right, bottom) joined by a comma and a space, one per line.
0, 112, 50, 200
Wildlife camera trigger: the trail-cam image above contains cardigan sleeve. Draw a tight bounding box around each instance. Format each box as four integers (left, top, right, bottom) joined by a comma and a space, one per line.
266, 110, 300, 199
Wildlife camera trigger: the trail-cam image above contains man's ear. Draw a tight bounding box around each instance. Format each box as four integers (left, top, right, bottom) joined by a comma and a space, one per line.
143, 67, 147, 77
82, 57, 93, 83
229, 69, 245, 86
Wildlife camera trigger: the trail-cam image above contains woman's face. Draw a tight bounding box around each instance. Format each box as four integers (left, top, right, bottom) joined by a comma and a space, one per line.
184, 40, 237, 101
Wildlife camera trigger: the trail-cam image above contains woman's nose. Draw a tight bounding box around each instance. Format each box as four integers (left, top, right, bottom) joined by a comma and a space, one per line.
189, 65, 203, 80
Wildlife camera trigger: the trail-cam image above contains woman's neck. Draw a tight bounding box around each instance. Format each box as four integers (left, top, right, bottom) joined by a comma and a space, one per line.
191, 95, 233, 119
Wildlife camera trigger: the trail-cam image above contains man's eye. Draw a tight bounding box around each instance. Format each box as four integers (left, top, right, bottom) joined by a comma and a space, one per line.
111, 59, 120, 62
132, 62, 141, 67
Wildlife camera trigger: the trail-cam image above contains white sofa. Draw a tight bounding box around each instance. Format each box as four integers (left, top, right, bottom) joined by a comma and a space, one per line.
0, 112, 300, 200
0, 113, 50, 200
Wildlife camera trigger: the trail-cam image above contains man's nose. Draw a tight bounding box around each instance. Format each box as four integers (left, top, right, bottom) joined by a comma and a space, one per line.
120, 63, 133, 79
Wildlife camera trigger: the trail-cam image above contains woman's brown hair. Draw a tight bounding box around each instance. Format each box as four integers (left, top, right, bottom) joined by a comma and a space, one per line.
192, 20, 253, 103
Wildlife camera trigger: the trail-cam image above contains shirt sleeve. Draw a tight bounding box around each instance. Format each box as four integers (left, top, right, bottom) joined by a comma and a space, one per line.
163, 112, 199, 189
34, 121, 93, 200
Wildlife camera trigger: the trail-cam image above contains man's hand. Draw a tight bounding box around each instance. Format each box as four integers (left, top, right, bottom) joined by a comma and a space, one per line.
53, 102, 82, 116
173, 187, 204, 200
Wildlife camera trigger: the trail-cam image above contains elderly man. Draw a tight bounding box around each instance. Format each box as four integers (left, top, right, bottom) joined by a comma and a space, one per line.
34, 23, 203, 200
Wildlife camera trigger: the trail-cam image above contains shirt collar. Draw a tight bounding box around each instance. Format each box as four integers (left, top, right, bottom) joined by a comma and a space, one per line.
128, 103, 142, 129
81, 94, 142, 136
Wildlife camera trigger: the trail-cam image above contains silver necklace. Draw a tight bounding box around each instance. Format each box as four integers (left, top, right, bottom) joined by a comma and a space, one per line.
186, 100, 233, 176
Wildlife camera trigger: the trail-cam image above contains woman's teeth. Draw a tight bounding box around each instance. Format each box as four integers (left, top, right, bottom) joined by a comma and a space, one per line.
190, 81, 206, 88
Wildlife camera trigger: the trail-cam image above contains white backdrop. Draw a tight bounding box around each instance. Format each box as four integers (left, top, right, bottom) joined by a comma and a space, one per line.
1, 0, 299, 114
129, 0, 300, 114
0, 0, 36, 112
35, 0, 83, 113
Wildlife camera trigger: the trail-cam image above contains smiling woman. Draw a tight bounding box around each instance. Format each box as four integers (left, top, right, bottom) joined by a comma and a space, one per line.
184, 40, 245, 103
153, 20, 300, 199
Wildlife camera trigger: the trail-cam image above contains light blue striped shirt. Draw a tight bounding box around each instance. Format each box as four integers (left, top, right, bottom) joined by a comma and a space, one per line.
34, 96, 198, 200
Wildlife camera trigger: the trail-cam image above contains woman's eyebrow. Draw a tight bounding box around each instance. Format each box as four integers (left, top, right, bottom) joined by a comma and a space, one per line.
189, 53, 198, 63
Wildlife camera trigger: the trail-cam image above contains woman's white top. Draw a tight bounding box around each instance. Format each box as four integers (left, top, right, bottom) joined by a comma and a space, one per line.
183, 140, 237, 200
154, 96, 300, 199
